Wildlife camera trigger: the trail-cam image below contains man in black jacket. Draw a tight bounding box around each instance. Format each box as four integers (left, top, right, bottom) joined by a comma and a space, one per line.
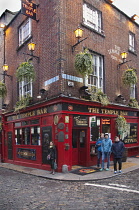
112, 136, 125, 174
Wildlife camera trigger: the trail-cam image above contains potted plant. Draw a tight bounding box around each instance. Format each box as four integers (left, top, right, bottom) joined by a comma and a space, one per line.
16, 61, 35, 82
128, 98, 139, 109
0, 81, 7, 98
122, 68, 137, 87
14, 95, 33, 112
74, 49, 93, 77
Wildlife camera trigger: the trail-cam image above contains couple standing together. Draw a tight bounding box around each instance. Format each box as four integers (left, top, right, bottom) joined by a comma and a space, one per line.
96, 133, 125, 173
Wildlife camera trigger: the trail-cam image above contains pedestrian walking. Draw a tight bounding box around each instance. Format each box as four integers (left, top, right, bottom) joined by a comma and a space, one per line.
112, 136, 125, 174
100, 133, 112, 171
47, 141, 57, 175
95, 133, 104, 169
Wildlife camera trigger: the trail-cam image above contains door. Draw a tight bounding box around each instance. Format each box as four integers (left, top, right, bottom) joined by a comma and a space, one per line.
42, 126, 52, 164
7, 132, 13, 160
72, 129, 87, 166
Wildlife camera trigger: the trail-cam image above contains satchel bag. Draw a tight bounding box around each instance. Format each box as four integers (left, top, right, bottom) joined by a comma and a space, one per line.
47, 154, 51, 160
54, 162, 57, 170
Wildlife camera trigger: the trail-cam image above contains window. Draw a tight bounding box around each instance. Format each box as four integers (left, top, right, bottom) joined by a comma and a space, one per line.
19, 18, 31, 46
129, 32, 135, 52
130, 84, 135, 98
15, 126, 40, 145
86, 53, 104, 90
83, 3, 102, 33
19, 79, 32, 98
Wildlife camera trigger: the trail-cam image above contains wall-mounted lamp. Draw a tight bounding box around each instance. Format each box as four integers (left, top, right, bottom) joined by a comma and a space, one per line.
37, 89, 47, 99
106, 0, 115, 3
72, 26, 88, 52
0, 23, 6, 28
117, 51, 131, 69
23, 42, 39, 62
131, 14, 139, 21
1, 64, 12, 82
2, 103, 8, 110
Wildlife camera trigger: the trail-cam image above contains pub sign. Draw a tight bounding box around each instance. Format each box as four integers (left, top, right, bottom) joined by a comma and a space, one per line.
21, 0, 37, 20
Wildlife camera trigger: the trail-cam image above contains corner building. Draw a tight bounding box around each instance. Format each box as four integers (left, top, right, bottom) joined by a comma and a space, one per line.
1, 0, 139, 172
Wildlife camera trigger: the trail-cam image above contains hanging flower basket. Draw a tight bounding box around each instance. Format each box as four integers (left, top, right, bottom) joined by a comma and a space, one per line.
90, 87, 110, 106
74, 49, 93, 77
122, 69, 137, 86
128, 98, 139, 109
115, 115, 127, 135
14, 95, 33, 112
16, 62, 35, 82
0, 81, 7, 98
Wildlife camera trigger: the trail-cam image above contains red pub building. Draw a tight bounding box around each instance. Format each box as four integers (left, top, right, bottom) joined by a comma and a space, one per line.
0, 0, 139, 172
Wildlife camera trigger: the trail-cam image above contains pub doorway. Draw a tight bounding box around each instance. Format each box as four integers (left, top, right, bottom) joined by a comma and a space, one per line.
72, 129, 87, 166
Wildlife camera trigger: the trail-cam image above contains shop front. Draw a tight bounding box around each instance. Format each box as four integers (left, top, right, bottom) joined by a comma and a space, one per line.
1, 97, 139, 172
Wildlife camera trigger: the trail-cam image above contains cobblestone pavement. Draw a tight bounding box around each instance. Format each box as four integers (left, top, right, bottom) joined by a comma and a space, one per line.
0, 167, 139, 210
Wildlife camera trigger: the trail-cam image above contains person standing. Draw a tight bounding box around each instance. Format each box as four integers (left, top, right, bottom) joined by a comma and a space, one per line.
48, 141, 57, 175
112, 136, 125, 174
95, 133, 104, 169
100, 133, 112, 171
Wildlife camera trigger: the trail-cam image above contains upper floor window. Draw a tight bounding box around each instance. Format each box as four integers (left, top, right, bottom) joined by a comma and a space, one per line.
86, 53, 104, 91
129, 32, 135, 52
130, 84, 135, 98
19, 18, 31, 46
83, 3, 102, 33
19, 79, 32, 99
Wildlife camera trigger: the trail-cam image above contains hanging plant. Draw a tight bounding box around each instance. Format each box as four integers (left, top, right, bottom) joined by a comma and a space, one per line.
0, 81, 7, 98
115, 115, 127, 135
128, 98, 139, 109
14, 95, 33, 112
74, 49, 93, 77
16, 62, 35, 82
90, 87, 110, 106
122, 69, 137, 86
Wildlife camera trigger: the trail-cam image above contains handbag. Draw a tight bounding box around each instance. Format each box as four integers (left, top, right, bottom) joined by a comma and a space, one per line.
47, 154, 51, 160
54, 162, 57, 170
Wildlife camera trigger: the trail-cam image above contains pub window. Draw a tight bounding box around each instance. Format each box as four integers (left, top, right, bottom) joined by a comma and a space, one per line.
22, 121, 29, 126
30, 119, 39, 125
15, 122, 21, 127
83, 3, 103, 34
86, 53, 104, 91
15, 128, 22, 145
31, 126, 40, 145
129, 32, 135, 53
90, 117, 100, 141
19, 18, 31, 46
22, 127, 30, 145
102, 118, 110, 136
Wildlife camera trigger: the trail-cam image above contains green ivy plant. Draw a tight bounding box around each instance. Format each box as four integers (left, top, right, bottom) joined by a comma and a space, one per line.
122, 68, 137, 87
90, 87, 110, 106
14, 95, 33, 112
128, 98, 139, 109
16, 62, 35, 82
74, 49, 93, 77
115, 115, 128, 135
0, 81, 7, 98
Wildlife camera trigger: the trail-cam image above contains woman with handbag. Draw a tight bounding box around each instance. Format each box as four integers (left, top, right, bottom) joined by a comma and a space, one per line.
48, 141, 57, 175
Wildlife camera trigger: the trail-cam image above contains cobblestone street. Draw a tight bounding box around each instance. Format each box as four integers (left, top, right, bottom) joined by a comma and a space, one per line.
0, 167, 139, 210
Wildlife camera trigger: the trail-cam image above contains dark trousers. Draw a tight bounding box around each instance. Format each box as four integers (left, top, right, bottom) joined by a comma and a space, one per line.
50, 159, 55, 170
114, 158, 122, 171
97, 151, 102, 167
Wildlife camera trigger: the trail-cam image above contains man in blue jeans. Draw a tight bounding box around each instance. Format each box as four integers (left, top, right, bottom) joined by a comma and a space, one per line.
96, 133, 104, 168
100, 133, 112, 171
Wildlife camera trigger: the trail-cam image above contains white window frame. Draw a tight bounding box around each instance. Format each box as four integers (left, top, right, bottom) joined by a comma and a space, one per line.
19, 79, 33, 99
19, 18, 31, 46
85, 53, 104, 91
83, 3, 102, 33
129, 32, 135, 52
130, 84, 135, 98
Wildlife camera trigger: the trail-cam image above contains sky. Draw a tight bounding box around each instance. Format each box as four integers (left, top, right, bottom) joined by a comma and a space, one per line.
0, 0, 138, 19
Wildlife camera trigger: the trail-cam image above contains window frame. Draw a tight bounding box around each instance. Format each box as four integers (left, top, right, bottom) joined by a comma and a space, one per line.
85, 52, 104, 91
19, 79, 33, 99
129, 32, 135, 53
19, 18, 32, 46
83, 2, 103, 34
